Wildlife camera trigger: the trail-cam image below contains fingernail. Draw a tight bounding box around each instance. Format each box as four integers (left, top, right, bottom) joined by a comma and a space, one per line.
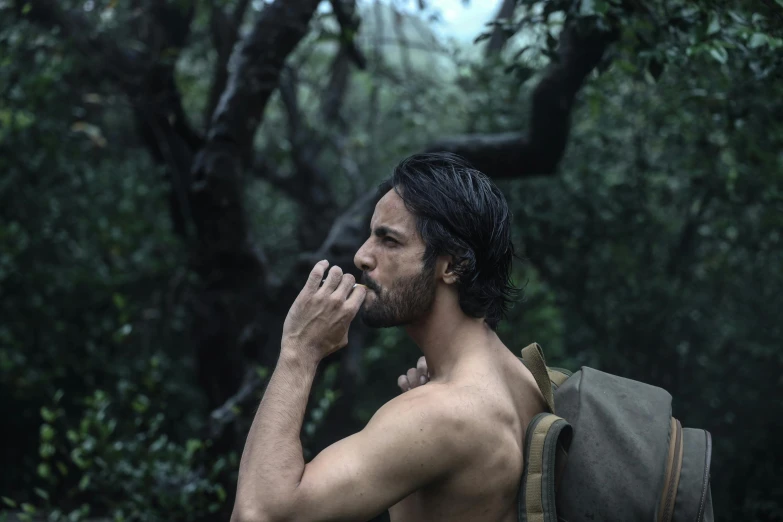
420, 376, 426, 384
319, 259, 328, 265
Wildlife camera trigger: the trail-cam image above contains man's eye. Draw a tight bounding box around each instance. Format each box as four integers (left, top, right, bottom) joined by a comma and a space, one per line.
383, 237, 398, 245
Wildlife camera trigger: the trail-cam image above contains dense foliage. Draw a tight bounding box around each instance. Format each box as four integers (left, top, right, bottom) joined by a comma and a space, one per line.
1, 0, 781, 521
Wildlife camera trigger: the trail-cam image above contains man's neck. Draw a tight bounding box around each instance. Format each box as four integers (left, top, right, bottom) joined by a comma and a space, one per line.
404, 295, 497, 382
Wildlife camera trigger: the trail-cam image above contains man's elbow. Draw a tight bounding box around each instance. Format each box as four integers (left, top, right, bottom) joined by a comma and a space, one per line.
231, 492, 307, 522
231, 500, 295, 522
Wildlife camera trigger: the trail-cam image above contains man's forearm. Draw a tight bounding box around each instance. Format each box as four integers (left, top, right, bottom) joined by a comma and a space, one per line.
233, 345, 319, 520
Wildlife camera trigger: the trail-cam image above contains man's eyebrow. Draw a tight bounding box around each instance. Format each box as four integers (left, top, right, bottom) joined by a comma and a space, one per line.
371, 225, 404, 239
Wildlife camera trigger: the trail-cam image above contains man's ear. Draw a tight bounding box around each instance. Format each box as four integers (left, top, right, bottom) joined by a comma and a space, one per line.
439, 255, 459, 285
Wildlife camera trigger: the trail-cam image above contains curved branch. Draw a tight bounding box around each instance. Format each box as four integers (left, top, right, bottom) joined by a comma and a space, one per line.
207, 0, 322, 161
301, 188, 379, 270
428, 20, 620, 179
208, 367, 267, 440
205, 1, 253, 127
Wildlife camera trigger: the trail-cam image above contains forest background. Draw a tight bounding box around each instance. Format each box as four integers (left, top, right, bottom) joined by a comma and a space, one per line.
1, 0, 782, 520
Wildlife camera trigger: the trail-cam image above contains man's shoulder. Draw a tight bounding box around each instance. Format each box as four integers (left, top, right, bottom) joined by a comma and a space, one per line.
378, 381, 469, 417
367, 384, 479, 451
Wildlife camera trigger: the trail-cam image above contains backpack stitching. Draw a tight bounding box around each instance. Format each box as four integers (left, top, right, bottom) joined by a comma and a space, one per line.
695, 430, 712, 521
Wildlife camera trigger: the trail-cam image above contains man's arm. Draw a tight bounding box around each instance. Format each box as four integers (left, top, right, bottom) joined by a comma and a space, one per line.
231, 347, 319, 522
231, 261, 467, 522
287, 385, 465, 521
234, 365, 464, 522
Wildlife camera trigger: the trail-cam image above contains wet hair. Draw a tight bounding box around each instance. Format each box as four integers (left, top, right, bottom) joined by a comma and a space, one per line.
377, 152, 518, 330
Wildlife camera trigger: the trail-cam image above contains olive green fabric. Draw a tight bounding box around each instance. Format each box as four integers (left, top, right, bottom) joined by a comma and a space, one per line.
672, 428, 714, 522
516, 345, 714, 522
521, 343, 556, 414
518, 413, 572, 522
547, 369, 569, 388
658, 418, 684, 522
553, 368, 673, 521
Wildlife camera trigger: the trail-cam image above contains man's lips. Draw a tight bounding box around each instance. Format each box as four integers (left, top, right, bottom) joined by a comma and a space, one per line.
360, 276, 381, 293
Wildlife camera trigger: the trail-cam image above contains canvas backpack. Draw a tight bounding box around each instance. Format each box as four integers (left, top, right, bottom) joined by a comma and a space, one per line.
516, 343, 714, 522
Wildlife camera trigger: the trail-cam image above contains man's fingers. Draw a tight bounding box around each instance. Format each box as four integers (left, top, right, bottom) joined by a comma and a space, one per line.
321, 265, 343, 292
416, 356, 428, 375
333, 273, 356, 300
344, 282, 367, 312
399, 361, 429, 392
406, 368, 419, 388
305, 260, 330, 293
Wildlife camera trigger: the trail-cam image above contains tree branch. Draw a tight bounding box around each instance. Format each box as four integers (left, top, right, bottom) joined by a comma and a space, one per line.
207, 0, 322, 162
301, 188, 379, 269
208, 367, 267, 440
329, 0, 367, 69
427, 19, 619, 178
485, 0, 518, 57
232, 0, 253, 28
205, 1, 253, 127
321, 47, 353, 126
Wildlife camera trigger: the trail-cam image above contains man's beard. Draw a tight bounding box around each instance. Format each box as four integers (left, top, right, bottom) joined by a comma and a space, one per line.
360, 261, 437, 328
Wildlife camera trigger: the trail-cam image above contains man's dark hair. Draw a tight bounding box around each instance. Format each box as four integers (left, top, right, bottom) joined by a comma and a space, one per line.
378, 152, 518, 330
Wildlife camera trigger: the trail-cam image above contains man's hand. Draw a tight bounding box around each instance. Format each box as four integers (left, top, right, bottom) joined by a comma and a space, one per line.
398, 356, 429, 392
282, 260, 367, 362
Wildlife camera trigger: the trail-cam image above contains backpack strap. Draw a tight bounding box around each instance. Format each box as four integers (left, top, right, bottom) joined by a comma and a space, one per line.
547, 368, 570, 389
521, 343, 556, 414
519, 412, 573, 522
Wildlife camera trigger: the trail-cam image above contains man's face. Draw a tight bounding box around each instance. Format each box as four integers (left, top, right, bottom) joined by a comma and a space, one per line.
353, 189, 437, 328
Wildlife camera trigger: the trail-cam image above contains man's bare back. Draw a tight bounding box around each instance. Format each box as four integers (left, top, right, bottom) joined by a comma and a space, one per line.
389, 346, 547, 522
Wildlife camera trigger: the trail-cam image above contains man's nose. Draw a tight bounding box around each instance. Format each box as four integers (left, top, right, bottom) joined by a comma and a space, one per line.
354, 240, 374, 272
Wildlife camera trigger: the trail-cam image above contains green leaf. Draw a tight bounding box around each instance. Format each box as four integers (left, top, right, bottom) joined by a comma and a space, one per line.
33, 488, 49, 501
21, 503, 36, 514
39, 443, 55, 459
748, 33, 768, 48
37, 463, 50, 479
186, 438, 202, 455
40, 407, 56, 422
709, 45, 728, 64
78, 474, 91, 491
707, 13, 721, 35
255, 365, 269, 380
1, 497, 17, 508
40, 423, 55, 441
112, 293, 126, 310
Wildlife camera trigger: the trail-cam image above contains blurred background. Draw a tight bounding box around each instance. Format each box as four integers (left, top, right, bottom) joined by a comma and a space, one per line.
1, 0, 781, 520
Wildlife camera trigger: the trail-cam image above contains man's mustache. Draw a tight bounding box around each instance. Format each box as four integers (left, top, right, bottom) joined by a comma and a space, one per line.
360, 274, 382, 293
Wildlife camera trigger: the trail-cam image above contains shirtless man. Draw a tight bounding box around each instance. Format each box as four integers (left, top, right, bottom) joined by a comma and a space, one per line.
231, 153, 547, 522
